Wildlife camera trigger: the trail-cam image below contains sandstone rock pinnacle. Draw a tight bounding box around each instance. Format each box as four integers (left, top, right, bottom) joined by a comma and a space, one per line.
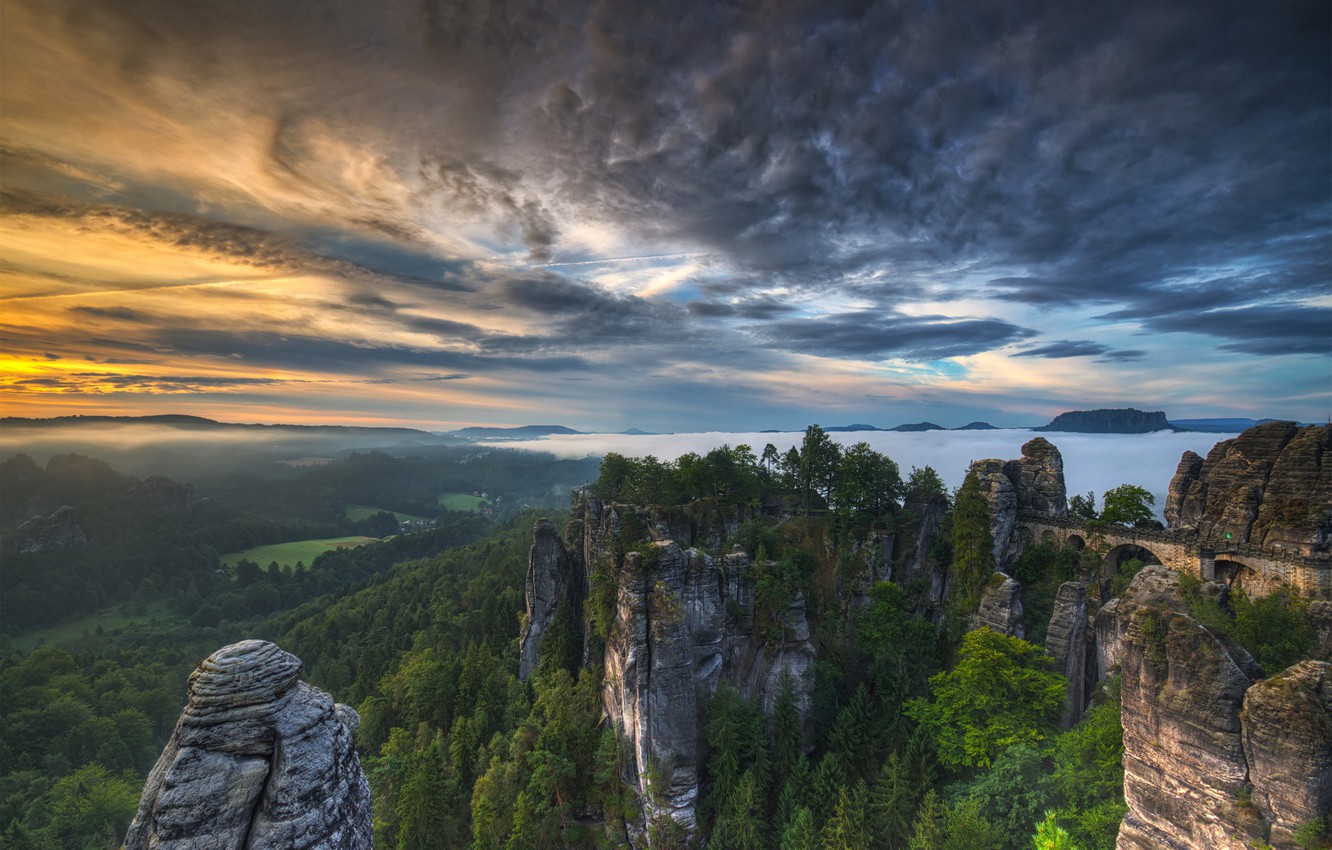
123, 639, 372, 850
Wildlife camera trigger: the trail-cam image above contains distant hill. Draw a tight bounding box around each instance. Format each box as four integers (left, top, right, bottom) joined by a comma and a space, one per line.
444, 425, 584, 440
1035, 408, 1176, 434
953, 421, 998, 430
824, 424, 884, 432
0, 414, 434, 438
890, 422, 945, 432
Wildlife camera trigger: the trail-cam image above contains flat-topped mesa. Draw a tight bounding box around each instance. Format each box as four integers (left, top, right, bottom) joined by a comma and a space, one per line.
968, 437, 1068, 570
1165, 422, 1331, 556
123, 640, 372, 850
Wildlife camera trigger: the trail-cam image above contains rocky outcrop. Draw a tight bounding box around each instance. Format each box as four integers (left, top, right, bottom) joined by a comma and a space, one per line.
602, 542, 815, 841
1045, 582, 1091, 728
974, 572, 1024, 638
899, 491, 949, 611
126, 475, 196, 512
14, 505, 86, 553
1117, 606, 1264, 850
1036, 408, 1173, 433
1094, 565, 1193, 679
1164, 422, 1331, 555
518, 518, 582, 680
1004, 437, 1069, 519
967, 438, 1068, 569
1242, 660, 1332, 847
123, 640, 371, 850
1110, 565, 1332, 850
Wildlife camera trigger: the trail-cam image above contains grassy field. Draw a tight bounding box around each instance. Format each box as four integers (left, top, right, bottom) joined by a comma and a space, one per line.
344, 503, 430, 523
221, 536, 380, 570
12, 599, 187, 652
438, 492, 489, 511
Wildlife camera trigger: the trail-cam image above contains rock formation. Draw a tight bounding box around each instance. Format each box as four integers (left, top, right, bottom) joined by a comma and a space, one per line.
1110, 566, 1332, 850
1036, 408, 1173, 433
974, 572, 1024, 638
123, 640, 372, 850
1117, 606, 1264, 850
1165, 422, 1331, 555
518, 518, 582, 680
14, 505, 87, 553
1242, 660, 1332, 847
967, 437, 1068, 569
899, 490, 950, 612
520, 493, 815, 844
1045, 582, 1091, 728
601, 542, 815, 841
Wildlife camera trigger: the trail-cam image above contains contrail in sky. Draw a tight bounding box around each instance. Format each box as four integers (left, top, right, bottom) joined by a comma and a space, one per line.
535, 252, 709, 269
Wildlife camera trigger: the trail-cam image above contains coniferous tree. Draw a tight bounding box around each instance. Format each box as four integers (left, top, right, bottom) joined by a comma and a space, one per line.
820, 781, 871, 850
781, 807, 821, 850
869, 753, 916, 850
907, 789, 946, 850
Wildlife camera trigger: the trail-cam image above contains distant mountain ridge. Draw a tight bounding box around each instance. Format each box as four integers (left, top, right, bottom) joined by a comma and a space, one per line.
1, 414, 433, 438
443, 425, 584, 439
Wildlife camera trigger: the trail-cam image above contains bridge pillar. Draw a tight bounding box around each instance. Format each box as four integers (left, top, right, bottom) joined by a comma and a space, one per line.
1198, 553, 1216, 581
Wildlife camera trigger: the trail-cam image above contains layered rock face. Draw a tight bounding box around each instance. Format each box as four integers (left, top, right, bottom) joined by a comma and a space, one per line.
123, 640, 372, 850
974, 572, 1024, 638
1112, 567, 1332, 850
601, 542, 815, 839
14, 505, 86, 553
1045, 582, 1091, 728
518, 518, 583, 680
1165, 422, 1331, 554
521, 495, 815, 844
967, 437, 1067, 570
1242, 660, 1332, 847
1117, 606, 1264, 850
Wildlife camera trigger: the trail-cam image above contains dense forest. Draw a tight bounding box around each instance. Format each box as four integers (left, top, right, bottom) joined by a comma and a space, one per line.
0, 428, 1320, 849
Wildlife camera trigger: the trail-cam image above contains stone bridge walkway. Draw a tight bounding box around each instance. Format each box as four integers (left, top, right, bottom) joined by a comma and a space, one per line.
1016, 512, 1332, 600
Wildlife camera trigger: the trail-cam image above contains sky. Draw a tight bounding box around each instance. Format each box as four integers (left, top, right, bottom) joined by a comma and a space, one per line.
1, 0, 1328, 431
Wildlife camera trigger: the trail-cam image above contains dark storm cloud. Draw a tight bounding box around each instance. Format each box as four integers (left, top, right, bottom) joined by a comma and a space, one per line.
757, 311, 1035, 361
6, 0, 1328, 390
1014, 340, 1111, 359
1134, 304, 1332, 356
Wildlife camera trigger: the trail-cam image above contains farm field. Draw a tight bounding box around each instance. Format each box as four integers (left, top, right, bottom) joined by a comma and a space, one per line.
221, 536, 380, 570
343, 503, 429, 523
9, 599, 187, 652
438, 491, 489, 511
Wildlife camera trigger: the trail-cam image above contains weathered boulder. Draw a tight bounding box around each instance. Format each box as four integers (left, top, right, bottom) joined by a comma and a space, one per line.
123, 640, 372, 850
14, 505, 86, 553
1045, 582, 1090, 728
518, 517, 582, 680
974, 572, 1024, 638
1116, 608, 1265, 850
1165, 422, 1331, 555
1241, 660, 1332, 847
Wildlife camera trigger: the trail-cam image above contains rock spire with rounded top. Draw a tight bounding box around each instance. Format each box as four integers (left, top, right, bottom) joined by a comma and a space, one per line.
123, 639, 372, 850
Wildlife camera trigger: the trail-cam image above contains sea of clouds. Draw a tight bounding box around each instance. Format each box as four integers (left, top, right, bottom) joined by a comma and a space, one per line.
481, 429, 1237, 517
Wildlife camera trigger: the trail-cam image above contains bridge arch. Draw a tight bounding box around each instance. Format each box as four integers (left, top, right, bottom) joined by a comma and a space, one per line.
1215, 558, 1285, 598
1102, 542, 1163, 575
1064, 533, 1086, 551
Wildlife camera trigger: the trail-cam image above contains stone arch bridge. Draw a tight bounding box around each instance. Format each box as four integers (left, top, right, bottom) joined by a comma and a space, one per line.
1015, 511, 1332, 600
